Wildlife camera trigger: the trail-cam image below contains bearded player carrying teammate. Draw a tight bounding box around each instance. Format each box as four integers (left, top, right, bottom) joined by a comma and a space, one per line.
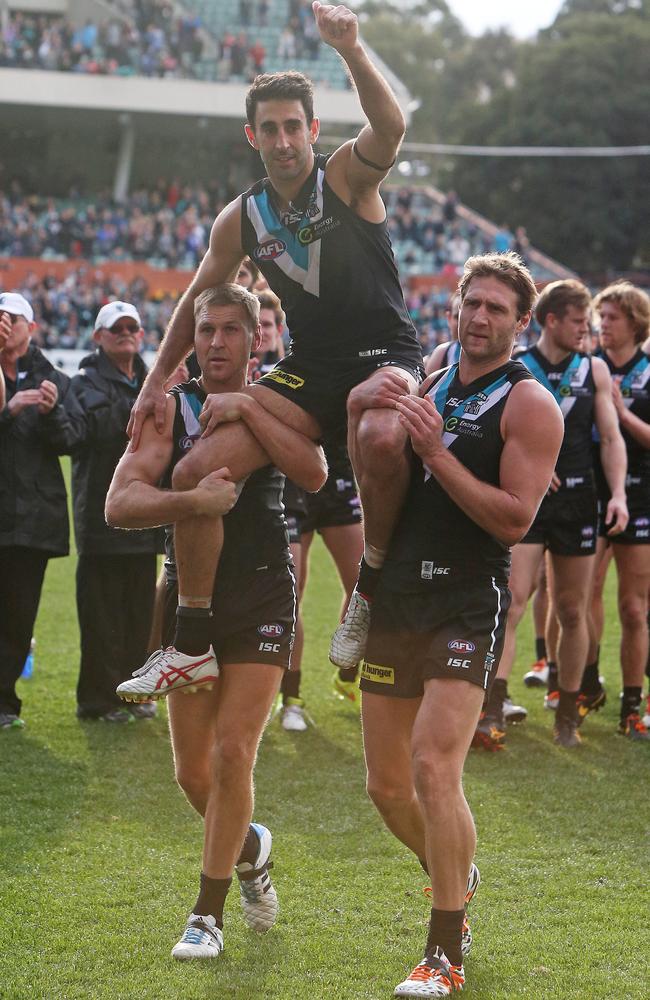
123, 3, 422, 695
358, 253, 563, 997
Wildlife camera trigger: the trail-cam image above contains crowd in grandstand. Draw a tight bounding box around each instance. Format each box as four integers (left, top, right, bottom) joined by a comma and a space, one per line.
0, 1, 325, 82
1, 178, 541, 351
0, 4, 205, 78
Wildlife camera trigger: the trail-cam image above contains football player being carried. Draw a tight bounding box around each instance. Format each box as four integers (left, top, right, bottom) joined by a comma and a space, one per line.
125, 3, 423, 693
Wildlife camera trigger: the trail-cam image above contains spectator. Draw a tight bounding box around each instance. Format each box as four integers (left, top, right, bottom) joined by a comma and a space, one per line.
258, 1, 270, 27
494, 224, 513, 253
68, 300, 159, 723
0, 292, 83, 730
277, 24, 296, 61
249, 39, 265, 74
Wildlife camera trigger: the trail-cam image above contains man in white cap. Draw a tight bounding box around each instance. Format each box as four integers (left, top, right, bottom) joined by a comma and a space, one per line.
68, 301, 160, 723
0, 292, 82, 730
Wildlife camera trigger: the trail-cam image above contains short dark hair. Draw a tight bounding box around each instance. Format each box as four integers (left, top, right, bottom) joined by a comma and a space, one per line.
193, 283, 260, 332
257, 290, 285, 329
459, 252, 537, 318
246, 72, 314, 127
535, 279, 591, 328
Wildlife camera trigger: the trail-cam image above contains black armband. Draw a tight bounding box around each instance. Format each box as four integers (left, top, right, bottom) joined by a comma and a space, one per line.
352, 140, 396, 172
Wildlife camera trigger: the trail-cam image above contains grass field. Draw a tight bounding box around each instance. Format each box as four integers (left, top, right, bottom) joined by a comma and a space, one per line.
2, 463, 649, 1000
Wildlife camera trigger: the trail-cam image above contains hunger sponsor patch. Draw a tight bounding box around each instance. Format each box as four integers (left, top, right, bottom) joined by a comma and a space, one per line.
261, 369, 305, 390
361, 662, 395, 685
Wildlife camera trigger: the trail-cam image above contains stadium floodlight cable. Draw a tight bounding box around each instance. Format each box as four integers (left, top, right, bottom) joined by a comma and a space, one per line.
319, 137, 650, 157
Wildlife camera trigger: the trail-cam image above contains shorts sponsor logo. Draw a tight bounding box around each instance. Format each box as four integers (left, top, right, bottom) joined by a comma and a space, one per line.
358, 348, 388, 357
179, 434, 199, 451
254, 238, 287, 261
421, 562, 450, 579
258, 623, 284, 638
581, 540, 594, 548
262, 369, 305, 390
448, 640, 476, 653
447, 657, 472, 669
259, 641, 281, 653
361, 662, 395, 685
565, 476, 585, 488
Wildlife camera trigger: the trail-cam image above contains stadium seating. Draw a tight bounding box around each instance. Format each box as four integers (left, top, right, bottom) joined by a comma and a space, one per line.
185, 0, 350, 88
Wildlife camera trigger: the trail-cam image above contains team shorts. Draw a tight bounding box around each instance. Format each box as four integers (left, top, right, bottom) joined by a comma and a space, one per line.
255, 335, 424, 438
521, 487, 598, 556
598, 479, 650, 545
301, 473, 361, 534
285, 513, 304, 545
360, 578, 511, 698
162, 562, 296, 669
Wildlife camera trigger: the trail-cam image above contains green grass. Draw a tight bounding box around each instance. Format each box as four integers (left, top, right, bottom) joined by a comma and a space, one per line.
2, 465, 649, 999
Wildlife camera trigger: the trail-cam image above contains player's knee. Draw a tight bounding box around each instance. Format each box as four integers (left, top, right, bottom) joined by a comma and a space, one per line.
214, 734, 257, 777
554, 599, 583, 630
412, 747, 460, 803
171, 452, 203, 491
366, 772, 413, 814
175, 762, 211, 806
618, 594, 646, 631
355, 414, 405, 471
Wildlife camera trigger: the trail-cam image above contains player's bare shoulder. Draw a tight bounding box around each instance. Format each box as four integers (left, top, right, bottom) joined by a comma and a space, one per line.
503, 375, 563, 446
209, 197, 244, 250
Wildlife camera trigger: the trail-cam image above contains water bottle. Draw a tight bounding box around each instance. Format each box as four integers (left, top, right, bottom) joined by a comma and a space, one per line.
21, 638, 35, 680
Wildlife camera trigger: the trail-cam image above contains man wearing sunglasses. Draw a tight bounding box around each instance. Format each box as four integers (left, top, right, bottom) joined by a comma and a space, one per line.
68, 301, 160, 723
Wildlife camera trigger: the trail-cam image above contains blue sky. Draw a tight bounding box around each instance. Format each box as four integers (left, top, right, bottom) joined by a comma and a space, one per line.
447, 0, 564, 37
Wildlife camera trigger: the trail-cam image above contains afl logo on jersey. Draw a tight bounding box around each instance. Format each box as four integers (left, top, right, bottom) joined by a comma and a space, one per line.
254, 239, 287, 262
448, 640, 476, 653
179, 434, 198, 451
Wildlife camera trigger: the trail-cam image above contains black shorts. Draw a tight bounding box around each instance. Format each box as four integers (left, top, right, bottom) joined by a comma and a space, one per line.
256, 336, 424, 438
285, 513, 305, 545
599, 479, 650, 545
360, 578, 511, 698
302, 475, 362, 534
163, 563, 296, 669
521, 487, 598, 556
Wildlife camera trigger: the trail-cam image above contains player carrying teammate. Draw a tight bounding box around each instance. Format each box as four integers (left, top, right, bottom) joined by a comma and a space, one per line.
359, 253, 563, 997
107, 284, 326, 960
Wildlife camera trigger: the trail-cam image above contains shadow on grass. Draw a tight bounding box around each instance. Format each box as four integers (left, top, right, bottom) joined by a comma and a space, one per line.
1, 731, 89, 871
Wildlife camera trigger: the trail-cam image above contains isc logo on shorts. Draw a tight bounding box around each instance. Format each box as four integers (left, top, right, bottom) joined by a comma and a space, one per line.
262, 370, 305, 390
361, 662, 395, 685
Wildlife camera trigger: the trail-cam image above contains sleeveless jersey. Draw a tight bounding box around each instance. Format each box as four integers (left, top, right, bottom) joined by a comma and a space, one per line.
163, 380, 289, 584
602, 348, 650, 483
517, 346, 595, 485
443, 340, 461, 366
381, 359, 533, 590
241, 153, 417, 359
